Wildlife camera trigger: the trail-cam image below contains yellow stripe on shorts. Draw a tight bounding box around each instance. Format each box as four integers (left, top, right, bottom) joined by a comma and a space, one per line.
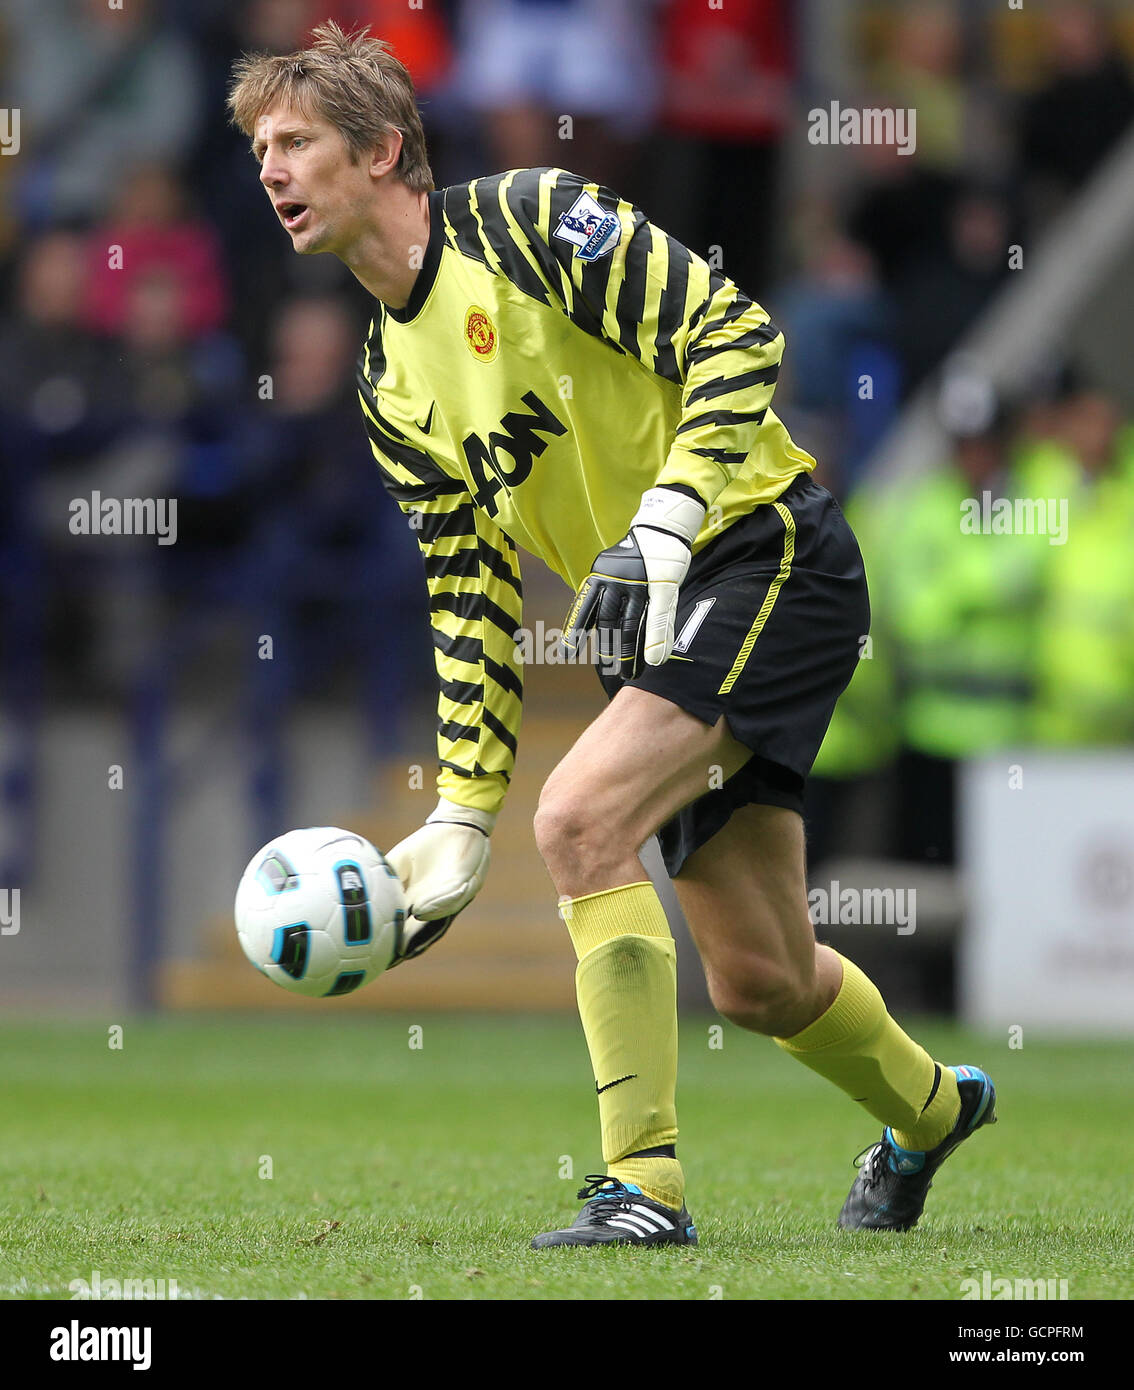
717, 501, 796, 695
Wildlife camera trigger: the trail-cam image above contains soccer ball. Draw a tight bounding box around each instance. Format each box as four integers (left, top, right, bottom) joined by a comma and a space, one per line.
234, 827, 405, 997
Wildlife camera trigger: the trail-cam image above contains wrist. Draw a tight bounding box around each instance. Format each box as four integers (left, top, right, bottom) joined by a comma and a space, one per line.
631, 486, 706, 546
426, 797, 496, 836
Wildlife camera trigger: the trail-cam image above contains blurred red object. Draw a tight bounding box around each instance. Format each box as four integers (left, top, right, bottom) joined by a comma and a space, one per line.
661, 0, 794, 141
84, 165, 229, 341
323, 1, 453, 91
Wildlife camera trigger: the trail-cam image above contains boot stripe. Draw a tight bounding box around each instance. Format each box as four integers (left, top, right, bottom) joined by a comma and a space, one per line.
629, 1204, 675, 1230
612, 1212, 661, 1235
606, 1216, 656, 1237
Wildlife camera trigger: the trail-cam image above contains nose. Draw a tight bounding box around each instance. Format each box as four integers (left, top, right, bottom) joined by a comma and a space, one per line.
260, 155, 286, 191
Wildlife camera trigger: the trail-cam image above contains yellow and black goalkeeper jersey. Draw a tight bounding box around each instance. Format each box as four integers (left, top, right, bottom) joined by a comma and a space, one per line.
356, 165, 815, 815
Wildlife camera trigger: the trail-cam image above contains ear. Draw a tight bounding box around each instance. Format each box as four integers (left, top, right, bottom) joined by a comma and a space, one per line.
369, 128, 404, 180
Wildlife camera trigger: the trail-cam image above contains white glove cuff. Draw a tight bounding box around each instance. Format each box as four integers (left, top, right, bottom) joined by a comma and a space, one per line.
631, 487, 706, 546
425, 797, 496, 836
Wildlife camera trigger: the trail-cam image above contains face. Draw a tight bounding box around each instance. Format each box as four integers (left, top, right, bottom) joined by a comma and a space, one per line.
1062, 392, 1120, 474
254, 102, 377, 256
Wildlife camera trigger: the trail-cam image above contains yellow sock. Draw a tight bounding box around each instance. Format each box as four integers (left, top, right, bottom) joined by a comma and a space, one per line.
561, 881, 684, 1210
605, 1152, 684, 1209
774, 953, 960, 1149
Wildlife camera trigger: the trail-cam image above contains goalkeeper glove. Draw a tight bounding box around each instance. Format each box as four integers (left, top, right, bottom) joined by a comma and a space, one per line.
384, 798, 494, 964
563, 486, 706, 678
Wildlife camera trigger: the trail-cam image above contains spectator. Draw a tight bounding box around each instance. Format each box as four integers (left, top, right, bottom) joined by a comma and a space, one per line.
0, 230, 116, 461
870, 2, 966, 175
891, 183, 1014, 395
451, 0, 660, 198
1020, 2, 1134, 224
84, 164, 230, 342
6, 0, 201, 227
249, 294, 430, 740
1029, 384, 1134, 746
650, 0, 794, 292
772, 214, 896, 493
867, 372, 1050, 862
844, 136, 957, 295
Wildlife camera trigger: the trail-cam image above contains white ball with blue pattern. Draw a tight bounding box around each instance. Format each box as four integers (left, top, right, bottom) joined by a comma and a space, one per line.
235, 827, 404, 997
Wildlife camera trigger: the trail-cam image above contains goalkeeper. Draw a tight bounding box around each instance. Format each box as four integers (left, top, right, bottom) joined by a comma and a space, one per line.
229, 22, 996, 1246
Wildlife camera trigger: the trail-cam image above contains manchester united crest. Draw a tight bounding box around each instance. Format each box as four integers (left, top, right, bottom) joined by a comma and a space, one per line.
464, 305, 498, 362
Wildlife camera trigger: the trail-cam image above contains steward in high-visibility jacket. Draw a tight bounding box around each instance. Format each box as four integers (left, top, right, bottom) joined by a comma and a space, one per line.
1027, 408, 1134, 746
862, 447, 1050, 760
811, 484, 899, 778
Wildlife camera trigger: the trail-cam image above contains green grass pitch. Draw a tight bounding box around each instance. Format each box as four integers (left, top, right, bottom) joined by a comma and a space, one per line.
2, 1016, 1131, 1300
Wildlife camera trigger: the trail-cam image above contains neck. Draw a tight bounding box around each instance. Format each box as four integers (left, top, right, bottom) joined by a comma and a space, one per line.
340, 182, 431, 309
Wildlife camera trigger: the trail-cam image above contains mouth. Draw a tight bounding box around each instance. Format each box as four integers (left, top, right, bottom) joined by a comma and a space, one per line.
277, 202, 310, 231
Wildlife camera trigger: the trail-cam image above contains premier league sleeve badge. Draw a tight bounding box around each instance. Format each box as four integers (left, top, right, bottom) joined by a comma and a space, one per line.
553, 191, 622, 263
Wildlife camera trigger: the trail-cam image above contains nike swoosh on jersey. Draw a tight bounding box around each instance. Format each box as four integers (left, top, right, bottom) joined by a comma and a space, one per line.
416, 401, 436, 433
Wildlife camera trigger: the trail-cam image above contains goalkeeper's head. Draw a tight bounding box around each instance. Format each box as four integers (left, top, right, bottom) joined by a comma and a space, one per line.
228, 19, 432, 258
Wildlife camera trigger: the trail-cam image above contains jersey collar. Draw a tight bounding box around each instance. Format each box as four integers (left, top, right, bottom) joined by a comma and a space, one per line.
384, 188, 444, 325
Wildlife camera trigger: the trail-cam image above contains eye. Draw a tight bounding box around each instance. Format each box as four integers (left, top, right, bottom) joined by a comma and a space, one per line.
290, 137, 307, 150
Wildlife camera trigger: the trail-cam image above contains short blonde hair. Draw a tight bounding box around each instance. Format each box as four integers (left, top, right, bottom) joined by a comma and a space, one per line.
227, 20, 433, 193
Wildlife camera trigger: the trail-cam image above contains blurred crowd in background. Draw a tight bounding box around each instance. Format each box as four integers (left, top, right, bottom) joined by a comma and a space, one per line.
2, 0, 1133, 869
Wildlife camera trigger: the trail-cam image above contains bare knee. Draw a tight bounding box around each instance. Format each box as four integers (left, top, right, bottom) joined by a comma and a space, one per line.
534, 784, 635, 889
707, 950, 822, 1037
532, 791, 583, 868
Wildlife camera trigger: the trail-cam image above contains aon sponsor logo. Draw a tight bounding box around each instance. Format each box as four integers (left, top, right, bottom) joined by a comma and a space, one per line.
462, 391, 567, 516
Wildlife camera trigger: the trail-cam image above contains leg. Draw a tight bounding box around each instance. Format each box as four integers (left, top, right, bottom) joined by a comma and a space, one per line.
674, 802, 842, 1038
532, 686, 750, 1220
674, 805, 963, 1150
534, 685, 751, 899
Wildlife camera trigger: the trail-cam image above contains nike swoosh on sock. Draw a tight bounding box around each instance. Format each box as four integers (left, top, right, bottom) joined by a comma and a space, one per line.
595, 1074, 638, 1095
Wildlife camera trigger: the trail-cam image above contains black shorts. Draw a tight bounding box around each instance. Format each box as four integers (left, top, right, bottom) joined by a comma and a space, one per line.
597, 473, 870, 877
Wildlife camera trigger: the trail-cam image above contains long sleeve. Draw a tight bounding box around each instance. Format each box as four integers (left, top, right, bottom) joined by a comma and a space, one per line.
444, 165, 786, 509
357, 367, 524, 817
